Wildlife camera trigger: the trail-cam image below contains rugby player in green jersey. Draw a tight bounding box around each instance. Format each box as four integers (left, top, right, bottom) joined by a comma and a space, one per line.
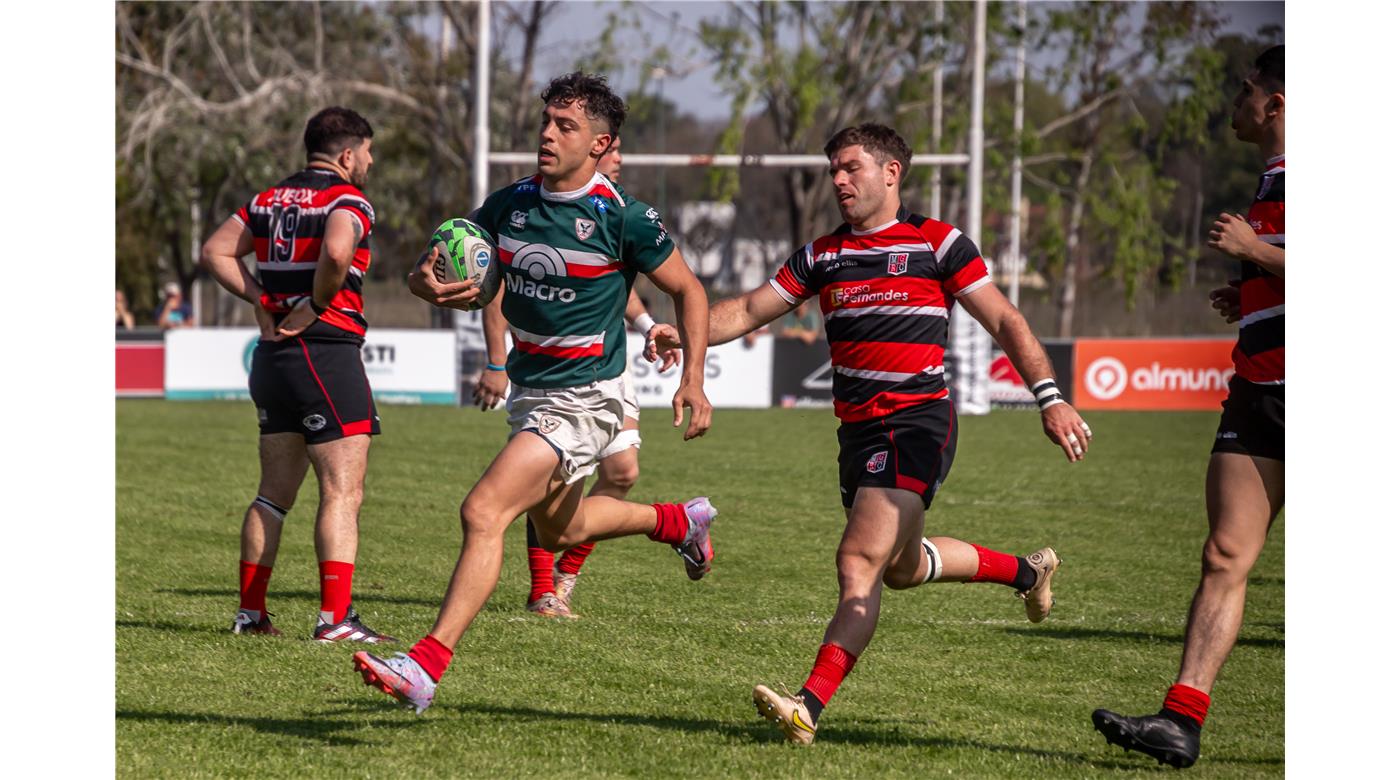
351, 73, 715, 714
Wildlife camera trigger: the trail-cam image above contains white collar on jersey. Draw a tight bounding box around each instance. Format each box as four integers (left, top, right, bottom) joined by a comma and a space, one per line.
541, 171, 610, 202
850, 218, 899, 236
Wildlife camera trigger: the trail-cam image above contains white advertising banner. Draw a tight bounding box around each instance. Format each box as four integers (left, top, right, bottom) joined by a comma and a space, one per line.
624, 332, 772, 409
165, 328, 459, 404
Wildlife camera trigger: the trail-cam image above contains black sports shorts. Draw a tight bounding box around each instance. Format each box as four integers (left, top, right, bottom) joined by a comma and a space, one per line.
837, 399, 958, 510
249, 337, 380, 444
1211, 375, 1283, 461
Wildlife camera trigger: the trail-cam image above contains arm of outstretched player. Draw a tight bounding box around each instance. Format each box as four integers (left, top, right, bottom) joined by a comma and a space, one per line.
958, 283, 1093, 463
200, 216, 275, 337
708, 284, 799, 346
273, 210, 359, 340
645, 249, 712, 440
629, 288, 680, 372
474, 292, 510, 410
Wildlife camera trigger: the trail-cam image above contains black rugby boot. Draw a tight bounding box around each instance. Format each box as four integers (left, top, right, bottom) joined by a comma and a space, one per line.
1091, 708, 1201, 769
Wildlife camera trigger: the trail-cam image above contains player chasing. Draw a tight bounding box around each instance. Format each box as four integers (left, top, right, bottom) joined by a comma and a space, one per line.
472, 135, 677, 619
1091, 45, 1285, 770
200, 107, 395, 643
656, 123, 1091, 745
351, 73, 715, 713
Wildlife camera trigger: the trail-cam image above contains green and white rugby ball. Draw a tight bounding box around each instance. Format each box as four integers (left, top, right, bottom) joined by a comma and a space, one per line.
429, 217, 500, 310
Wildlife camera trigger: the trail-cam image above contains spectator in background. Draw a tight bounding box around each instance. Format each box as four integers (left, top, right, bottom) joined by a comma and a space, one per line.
775, 298, 822, 344
116, 290, 135, 330
156, 282, 194, 329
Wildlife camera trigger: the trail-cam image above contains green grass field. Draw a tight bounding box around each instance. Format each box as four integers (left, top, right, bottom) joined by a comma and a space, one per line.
116, 400, 1283, 778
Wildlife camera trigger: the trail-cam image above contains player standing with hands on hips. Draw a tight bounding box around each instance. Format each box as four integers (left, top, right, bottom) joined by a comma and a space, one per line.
352, 73, 716, 714
1091, 45, 1285, 770
200, 107, 395, 644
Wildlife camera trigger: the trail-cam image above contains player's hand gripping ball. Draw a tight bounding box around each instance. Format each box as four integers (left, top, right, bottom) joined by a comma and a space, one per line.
429, 218, 501, 310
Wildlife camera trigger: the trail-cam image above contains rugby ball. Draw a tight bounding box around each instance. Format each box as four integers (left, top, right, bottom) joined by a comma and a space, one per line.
429, 218, 500, 310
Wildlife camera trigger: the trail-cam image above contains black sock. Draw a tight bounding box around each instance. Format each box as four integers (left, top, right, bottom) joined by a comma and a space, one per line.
1010, 558, 1038, 591
1157, 708, 1203, 734
797, 687, 825, 723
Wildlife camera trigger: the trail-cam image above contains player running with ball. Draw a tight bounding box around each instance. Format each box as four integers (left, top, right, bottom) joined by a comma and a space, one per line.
656, 123, 1090, 745
351, 73, 715, 714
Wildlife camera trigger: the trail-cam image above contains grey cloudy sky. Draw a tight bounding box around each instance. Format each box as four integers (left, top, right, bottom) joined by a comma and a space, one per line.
517, 1, 1283, 125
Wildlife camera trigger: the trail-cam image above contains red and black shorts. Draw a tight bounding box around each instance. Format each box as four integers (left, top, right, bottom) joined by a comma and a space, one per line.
249, 337, 380, 444
1211, 375, 1283, 462
836, 400, 958, 510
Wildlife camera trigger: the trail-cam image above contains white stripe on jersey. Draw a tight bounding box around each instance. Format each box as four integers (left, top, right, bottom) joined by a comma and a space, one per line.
510, 326, 606, 348
833, 364, 945, 383
1238, 304, 1284, 327
247, 194, 373, 221
814, 242, 932, 264
934, 228, 963, 262
497, 235, 618, 267
825, 305, 948, 320
953, 276, 992, 297
768, 278, 801, 306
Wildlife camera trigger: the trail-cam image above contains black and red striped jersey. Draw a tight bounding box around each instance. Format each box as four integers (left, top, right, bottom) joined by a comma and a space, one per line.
1232, 154, 1284, 384
233, 168, 375, 339
769, 208, 992, 423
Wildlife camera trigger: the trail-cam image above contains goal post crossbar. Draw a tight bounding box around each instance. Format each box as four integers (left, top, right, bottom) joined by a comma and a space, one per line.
487, 152, 971, 167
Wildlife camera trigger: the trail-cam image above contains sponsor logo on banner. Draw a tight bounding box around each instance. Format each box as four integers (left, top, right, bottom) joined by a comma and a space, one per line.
988, 352, 1034, 405
1074, 339, 1235, 410
887, 252, 909, 276
866, 451, 888, 473
575, 218, 596, 241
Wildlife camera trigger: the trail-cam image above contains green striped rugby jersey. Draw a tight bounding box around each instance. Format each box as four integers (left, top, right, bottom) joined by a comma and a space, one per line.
473, 172, 674, 388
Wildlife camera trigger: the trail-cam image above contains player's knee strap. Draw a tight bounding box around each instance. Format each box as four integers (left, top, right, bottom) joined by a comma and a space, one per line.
253, 495, 289, 522
921, 538, 943, 584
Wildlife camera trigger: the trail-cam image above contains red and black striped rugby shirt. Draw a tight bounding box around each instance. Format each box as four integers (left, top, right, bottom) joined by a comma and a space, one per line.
769, 208, 992, 423
233, 168, 376, 339
1233, 154, 1284, 384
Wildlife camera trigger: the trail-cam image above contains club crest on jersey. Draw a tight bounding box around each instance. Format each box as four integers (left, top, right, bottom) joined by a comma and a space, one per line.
887, 252, 909, 276
866, 451, 889, 473
575, 218, 596, 241
510, 210, 527, 229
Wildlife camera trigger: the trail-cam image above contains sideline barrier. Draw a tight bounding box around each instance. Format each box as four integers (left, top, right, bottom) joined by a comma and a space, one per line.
1073, 338, 1234, 411
625, 332, 773, 408
164, 328, 459, 405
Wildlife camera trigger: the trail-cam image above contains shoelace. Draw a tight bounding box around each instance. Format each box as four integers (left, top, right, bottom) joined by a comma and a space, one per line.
776, 682, 805, 707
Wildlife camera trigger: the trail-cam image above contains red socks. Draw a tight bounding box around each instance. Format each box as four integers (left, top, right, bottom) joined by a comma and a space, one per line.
318, 560, 354, 624
409, 635, 454, 682
648, 503, 689, 545
1163, 683, 1211, 727
238, 561, 273, 616
526, 544, 556, 602
966, 543, 1020, 585
801, 643, 859, 706
557, 543, 595, 575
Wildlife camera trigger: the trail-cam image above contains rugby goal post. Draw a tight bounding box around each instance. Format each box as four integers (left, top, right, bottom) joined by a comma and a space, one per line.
470, 0, 995, 414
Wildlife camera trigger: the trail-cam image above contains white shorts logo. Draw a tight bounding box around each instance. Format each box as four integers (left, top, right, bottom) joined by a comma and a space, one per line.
302, 414, 328, 432
538, 415, 562, 435
866, 451, 889, 473
1084, 357, 1129, 400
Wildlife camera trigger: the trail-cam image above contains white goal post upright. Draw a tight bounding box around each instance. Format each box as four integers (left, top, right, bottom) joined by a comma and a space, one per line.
470, 0, 994, 414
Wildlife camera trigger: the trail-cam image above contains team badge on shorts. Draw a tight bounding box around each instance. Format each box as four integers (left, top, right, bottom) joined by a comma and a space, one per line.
887, 253, 909, 276
302, 414, 327, 432
575, 218, 596, 241
538, 415, 562, 435
866, 451, 889, 473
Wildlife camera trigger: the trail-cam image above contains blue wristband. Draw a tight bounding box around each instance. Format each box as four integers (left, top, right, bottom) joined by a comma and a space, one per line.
486, 363, 506, 371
